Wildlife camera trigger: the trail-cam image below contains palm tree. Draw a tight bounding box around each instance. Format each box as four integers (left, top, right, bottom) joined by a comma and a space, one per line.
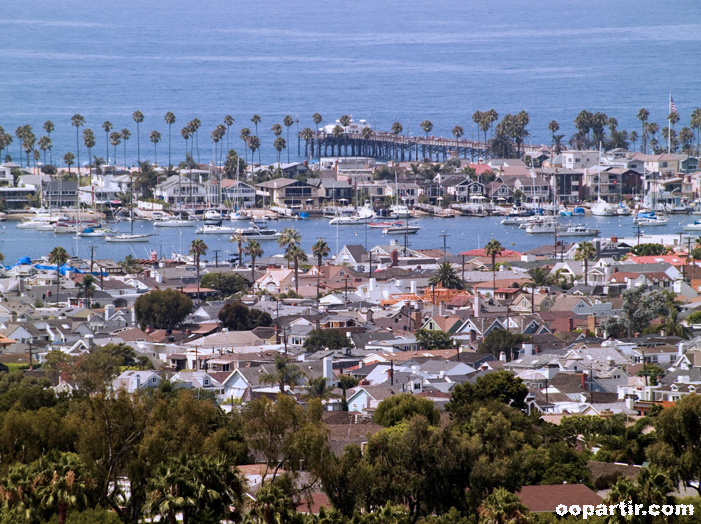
574, 241, 596, 286
629, 130, 639, 152
36, 454, 87, 524
248, 136, 261, 170
420, 120, 433, 138
181, 126, 192, 159
229, 233, 244, 267
273, 137, 286, 169
478, 487, 530, 524
71, 114, 85, 174
150, 130, 161, 165
278, 227, 301, 267
301, 127, 314, 157
164, 111, 176, 169
109, 132, 122, 165
190, 239, 208, 302
521, 267, 553, 313
43, 120, 54, 164
120, 128, 131, 166
452, 124, 464, 142
691, 107, 701, 155
312, 113, 323, 165
144, 459, 193, 524
38, 135, 51, 165
251, 114, 262, 165
49, 246, 69, 307
102, 121, 113, 163
224, 114, 234, 153
484, 239, 503, 297
637, 108, 650, 153
260, 354, 305, 393
21, 129, 36, 169
245, 239, 263, 288
14, 125, 27, 167
79, 274, 96, 308
311, 238, 330, 297
286, 244, 308, 293
189, 118, 202, 162
429, 262, 465, 290
332, 125, 344, 159
119, 254, 142, 274
303, 376, 339, 401
239, 128, 251, 165
338, 375, 358, 410
283, 115, 294, 162
63, 152, 75, 174
82, 129, 95, 183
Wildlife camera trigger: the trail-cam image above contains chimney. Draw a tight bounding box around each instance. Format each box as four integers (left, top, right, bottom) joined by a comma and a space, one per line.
369, 278, 376, 292
323, 356, 334, 384
410, 280, 417, 294
131, 308, 137, 326
474, 293, 480, 318
391, 249, 399, 267
567, 317, 574, 332
625, 395, 636, 410
85, 334, 94, 348
678, 341, 687, 357
411, 310, 421, 330
499, 351, 507, 362
134, 373, 141, 390
105, 304, 115, 321
156, 272, 163, 284
581, 372, 587, 390
365, 309, 373, 322
522, 342, 534, 356
470, 330, 477, 342
439, 301, 447, 317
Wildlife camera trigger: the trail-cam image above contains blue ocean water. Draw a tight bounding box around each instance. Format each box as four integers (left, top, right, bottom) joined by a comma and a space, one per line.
1, 0, 700, 168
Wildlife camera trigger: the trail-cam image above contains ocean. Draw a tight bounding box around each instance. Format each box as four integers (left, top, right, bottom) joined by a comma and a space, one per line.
1, 0, 700, 168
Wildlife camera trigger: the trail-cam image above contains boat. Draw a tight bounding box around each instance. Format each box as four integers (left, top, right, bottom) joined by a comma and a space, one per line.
616, 202, 631, 216
105, 234, 151, 242
682, 221, 701, 232
383, 224, 420, 235
525, 220, 558, 234
53, 223, 79, 234
557, 224, 600, 237
634, 214, 669, 227
329, 202, 374, 225
590, 199, 615, 216
235, 221, 282, 240
196, 224, 241, 234
203, 209, 223, 225
78, 227, 113, 237
389, 203, 412, 218
369, 221, 404, 229
228, 210, 251, 221
154, 218, 195, 227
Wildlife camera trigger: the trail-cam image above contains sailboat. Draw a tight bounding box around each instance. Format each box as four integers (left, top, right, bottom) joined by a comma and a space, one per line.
590, 148, 615, 216
106, 173, 152, 242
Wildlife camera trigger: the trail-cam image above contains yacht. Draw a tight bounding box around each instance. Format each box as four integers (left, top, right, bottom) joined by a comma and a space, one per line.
105, 233, 151, 242
329, 203, 374, 225
154, 218, 195, 227
196, 224, 240, 234
590, 199, 615, 216
228, 210, 251, 221
557, 224, 600, 237
78, 227, 114, 238
525, 220, 558, 234
682, 221, 701, 232
383, 224, 420, 235
203, 209, 223, 225
235, 221, 282, 240
634, 213, 669, 227
389, 203, 412, 218
369, 221, 404, 229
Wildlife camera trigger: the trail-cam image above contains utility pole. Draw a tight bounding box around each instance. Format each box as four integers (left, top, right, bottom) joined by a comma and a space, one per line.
89, 244, 96, 274
344, 276, 350, 304
212, 249, 220, 268
439, 231, 449, 258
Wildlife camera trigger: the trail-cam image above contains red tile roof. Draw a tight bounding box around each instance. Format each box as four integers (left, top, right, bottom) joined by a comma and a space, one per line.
518, 484, 603, 513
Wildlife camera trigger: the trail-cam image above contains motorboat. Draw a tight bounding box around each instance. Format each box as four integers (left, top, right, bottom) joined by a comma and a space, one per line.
78, 227, 113, 237
105, 234, 152, 242
557, 224, 600, 237
682, 221, 701, 232
235, 221, 282, 240
154, 218, 195, 227
525, 220, 558, 234
634, 213, 669, 227
369, 221, 404, 229
616, 202, 631, 216
203, 209, 223, 225
389, 203, 412, 218
196, 224, 240, 234
590, 199, 615, 216
329, 203, 374, 225
228, 210, 252, 221
53, 223, 78, 234
383, 224, 420, 235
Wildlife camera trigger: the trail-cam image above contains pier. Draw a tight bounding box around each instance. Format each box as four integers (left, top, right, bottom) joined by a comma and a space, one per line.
299, 130, 548, 162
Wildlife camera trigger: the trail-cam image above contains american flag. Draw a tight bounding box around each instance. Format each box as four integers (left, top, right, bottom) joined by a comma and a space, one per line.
670, 96, 678, 114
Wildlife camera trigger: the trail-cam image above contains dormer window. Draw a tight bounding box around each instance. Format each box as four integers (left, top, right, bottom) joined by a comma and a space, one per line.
204, 379, 210, 386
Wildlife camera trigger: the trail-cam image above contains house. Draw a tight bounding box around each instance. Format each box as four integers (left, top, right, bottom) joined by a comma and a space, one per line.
333, 245, 367, 271
307, 178, 353, 201
254, 268, 295, 294
221, 179, 256, 208
256, 178, 317, 207
517, 484, 603, 513
538, 168, 583, 203
111, 370, 162, 393
346, 386, 400, 415
450, 179, 485, 202
43, 180, 79, 208
512, 176, 550, 202
561, 150, 599, 170
154, 176, 208, 205
385, 182, 420, 206
631, 152, 684, 175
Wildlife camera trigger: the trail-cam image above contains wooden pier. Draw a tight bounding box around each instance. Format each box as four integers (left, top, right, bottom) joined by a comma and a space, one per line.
299, 130, 547, 162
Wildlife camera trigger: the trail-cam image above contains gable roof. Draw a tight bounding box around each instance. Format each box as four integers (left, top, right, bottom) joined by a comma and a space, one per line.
517, 484, 603, 513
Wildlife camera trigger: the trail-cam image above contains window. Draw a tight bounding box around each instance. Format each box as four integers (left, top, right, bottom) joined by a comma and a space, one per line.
204, 379, 209, 386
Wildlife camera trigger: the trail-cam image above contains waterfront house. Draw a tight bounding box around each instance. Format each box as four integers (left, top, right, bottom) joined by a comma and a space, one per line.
42, 180, 78, 208
221, 179, 256, 208
154, 176, 208, 206
561, 150, 599, 170
256, 178, 317, 207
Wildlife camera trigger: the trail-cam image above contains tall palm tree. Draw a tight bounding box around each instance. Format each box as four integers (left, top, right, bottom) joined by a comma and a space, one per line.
181, 126, 192, 159
43, 120, 54, 164
420, 120, 433, 138
189, 118, 202, 162
271, 122, 283, 138
629, 130, 639, 152
37, 454, 87, 524
273, 137, 286, 169
452, 125, 464, 142
150, 130, 161, 165
229, 233, 244, 267
248, 136, 261, 170
49, 246, 69, 306
224, 114, 234, 153
312, 113, 323, 166
131, 110, 144, 166
251, 114, 262, 165
286, 244, 308, 293
690, 107, 701, 156
71, 114, 85, 173
120, 128, 131, 166
521, 267, 553, 313
79, 274, 96, 308
109, 132, 122, 165
63, 152, 75, 174
574, 241, 596, 286
164, 111, 176, 169
484, 239, 503, 297
144, 459, 193, 524
245, 239, 263, 288
283, 115, 294, 162
38, 135, 51, 166
637, 108, 650, 153
429, 262, 465, 290
301, 127, 314, 157
332, 125, 344, 159
278, 227, 301, 267
190, 239, 208, 302
259, 354, 305, 393
391, 121, 403, 136
311, 238, 330, 297
239, 127, 251, 165
303, 376, 339, 401
21, 129, 36, 170
82, 129, 95, 183
102, 121, 113, 163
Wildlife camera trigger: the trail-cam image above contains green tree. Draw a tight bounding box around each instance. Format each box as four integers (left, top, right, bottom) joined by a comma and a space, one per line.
429, 262, 465, 290
134, 289, 193, 330
63, 152, 75, 174
373, 394, 440, 427
101, 121, 113, 163
338, 375, 359, 411
303, 377, 339, 401
521, 267, 553, 313
164, 111, 176, 169
630, 243, 668, 256
478, 329, 530, 360
37, 453, 88, 524
260, 355, 305, 394
109, 132, 121, 165
49, 246, 69, 306
285, 244, 308, 293
189, 239, 208, 302
574, 241, 597, 286
149, 130, 161, 165
218, 302, 272, 331
303, 328, 349, 353
251, 114, 262, 165
601, 285, 671, 338
446, 370, 529, 414
71, 114, 85, 174
604, 466, 676, 524
477, 488, 530, 524
420, 120, 433, 138
415, 329, 456, 350
132, 110, 144, 165
484, 239, 503, 295
78, 274, 96, 308
200, 272, 247, 296
245, 240, 263, 288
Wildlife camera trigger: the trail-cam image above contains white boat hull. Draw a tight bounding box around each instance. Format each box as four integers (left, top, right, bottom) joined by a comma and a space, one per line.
105, 234, 151, 242
154, 220, 195, 227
